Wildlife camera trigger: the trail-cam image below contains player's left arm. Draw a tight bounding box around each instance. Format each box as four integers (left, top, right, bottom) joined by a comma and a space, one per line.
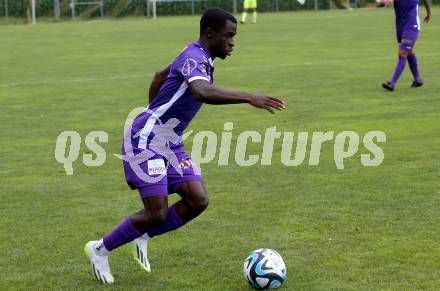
423, 0, 431, 23
148, 65, 170, 103
189, 80, 285, 114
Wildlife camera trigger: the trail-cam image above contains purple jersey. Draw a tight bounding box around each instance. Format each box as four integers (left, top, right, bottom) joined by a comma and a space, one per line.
132, 40, 214, 152
394, 0, 421, 32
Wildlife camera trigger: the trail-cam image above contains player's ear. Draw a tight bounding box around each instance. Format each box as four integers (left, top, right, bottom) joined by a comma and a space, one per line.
206, 27, 216, 39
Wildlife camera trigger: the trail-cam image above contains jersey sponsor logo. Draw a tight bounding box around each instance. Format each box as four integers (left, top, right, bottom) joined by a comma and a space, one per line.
147, 159, 166, 175
182, 58, 197, 76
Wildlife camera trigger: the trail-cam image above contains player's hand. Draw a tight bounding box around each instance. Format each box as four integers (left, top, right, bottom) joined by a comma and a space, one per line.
424, 13, 431, 23
249, 95, 285, 114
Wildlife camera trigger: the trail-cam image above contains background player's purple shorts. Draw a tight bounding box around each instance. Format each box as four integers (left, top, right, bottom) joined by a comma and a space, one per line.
397, 30, 419, 51
123, 149, 202, 198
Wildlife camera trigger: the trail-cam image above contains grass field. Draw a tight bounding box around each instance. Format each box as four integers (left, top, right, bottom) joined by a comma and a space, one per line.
1, 7, 440, 290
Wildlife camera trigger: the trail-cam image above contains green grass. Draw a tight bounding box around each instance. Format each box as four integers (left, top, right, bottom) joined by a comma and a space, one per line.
1, 8, 440, 290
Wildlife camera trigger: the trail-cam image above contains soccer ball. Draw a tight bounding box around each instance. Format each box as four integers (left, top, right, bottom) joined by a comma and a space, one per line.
243, 248, 287, 290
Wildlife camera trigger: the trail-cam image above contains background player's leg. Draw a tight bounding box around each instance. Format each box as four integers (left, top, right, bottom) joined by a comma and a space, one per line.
389, 49, 409, 87
407, 50, 423, 86
241, 8, 248, 24
388, 29, 420, 90
147, 180, 208, 238
252, 8, 257, 23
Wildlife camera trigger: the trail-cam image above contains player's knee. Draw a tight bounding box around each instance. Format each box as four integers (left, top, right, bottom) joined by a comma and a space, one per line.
193, 195, 209, 213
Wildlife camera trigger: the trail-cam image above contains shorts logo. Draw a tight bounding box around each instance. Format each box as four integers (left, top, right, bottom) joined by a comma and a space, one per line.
182, 58, 197, 76
147, 159, 166, 175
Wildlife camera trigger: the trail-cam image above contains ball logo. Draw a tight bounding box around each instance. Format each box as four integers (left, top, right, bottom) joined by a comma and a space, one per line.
182, 58, 197, 76
244, 248, 287, 290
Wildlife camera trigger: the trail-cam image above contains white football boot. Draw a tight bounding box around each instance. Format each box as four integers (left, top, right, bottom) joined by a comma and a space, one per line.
84, 240, 115, 284
133, 233, 151, 273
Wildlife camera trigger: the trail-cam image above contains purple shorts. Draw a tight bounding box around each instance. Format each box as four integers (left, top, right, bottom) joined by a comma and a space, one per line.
122, 147, 202, 198
397, 30, 419, 51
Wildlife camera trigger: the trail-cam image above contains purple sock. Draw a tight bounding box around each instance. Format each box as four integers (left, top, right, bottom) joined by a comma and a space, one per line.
407, 54, 422, 82
147, 204, 187, 238
390, 56, 407, 86
103, 217, 142, 251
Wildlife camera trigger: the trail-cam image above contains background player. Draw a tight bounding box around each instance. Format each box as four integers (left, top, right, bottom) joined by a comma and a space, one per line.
84, 8, 285, 284
241, 0, 258, 24
380, 0, 431, 91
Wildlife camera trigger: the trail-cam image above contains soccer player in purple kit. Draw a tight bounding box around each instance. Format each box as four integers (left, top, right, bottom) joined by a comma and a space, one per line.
379, 0, 431, 91
84, 8, 285, 284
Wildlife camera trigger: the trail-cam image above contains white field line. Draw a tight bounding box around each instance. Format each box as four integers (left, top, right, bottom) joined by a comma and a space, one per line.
0, 73, 155, 88
1, 53, 439, 88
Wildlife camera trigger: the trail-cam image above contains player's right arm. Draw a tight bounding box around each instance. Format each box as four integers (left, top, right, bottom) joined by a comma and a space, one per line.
189, 79, 285, 114
148, 65, 170, 104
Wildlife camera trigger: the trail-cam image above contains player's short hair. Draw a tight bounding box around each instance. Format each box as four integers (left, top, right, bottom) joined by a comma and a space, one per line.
200, 8, 237, 35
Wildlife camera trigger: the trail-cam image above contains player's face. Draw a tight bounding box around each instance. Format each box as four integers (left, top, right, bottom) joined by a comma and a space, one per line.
212, 20, 237, 59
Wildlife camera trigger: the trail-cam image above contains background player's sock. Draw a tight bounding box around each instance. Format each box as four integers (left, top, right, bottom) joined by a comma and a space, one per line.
252, 11, 257, 23
103, 217, 142, 251
147, 204, 186, 238
241, 12, 247, 23
390, 55, 407, 86
407, 54, 422, 82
